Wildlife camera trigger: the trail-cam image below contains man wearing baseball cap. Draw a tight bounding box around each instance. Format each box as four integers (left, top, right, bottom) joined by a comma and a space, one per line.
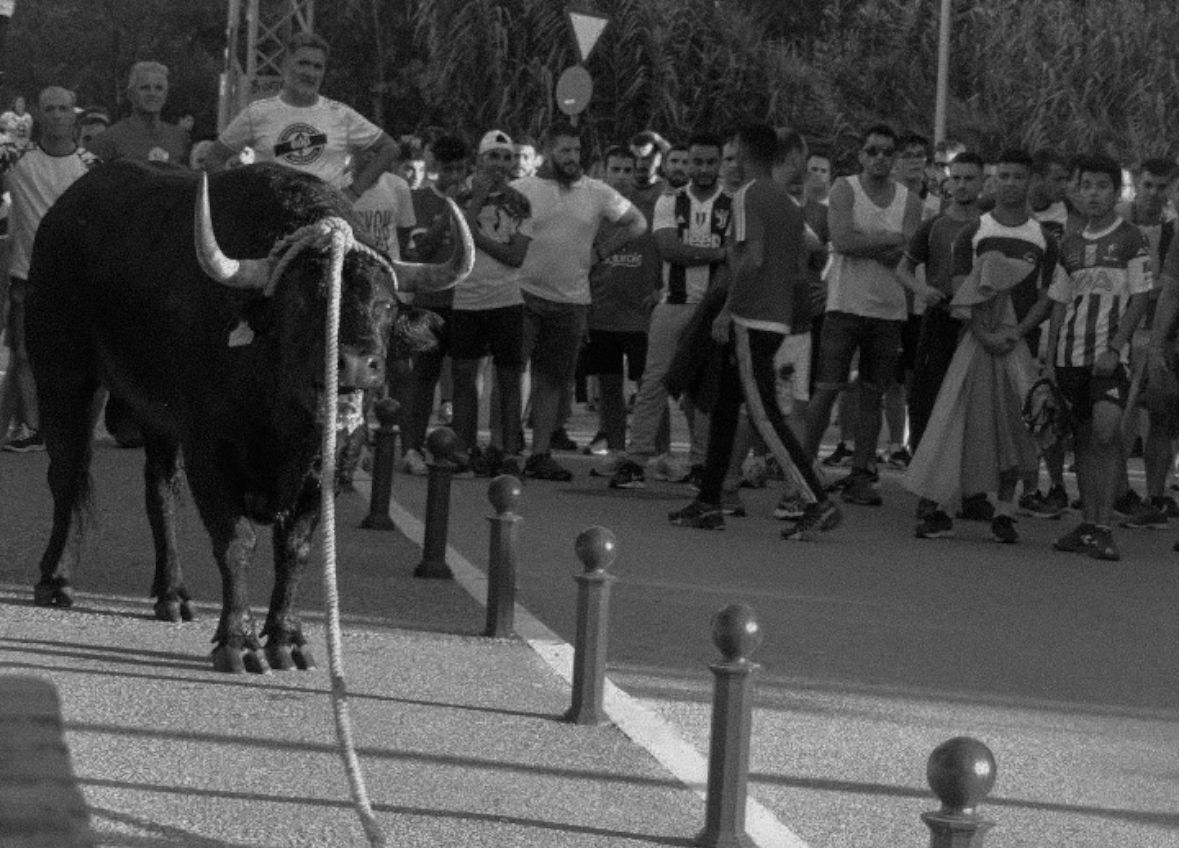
449, 129, 534, 475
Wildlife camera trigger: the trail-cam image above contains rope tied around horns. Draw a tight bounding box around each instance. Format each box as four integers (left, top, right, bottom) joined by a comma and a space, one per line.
309, 215, 388, 847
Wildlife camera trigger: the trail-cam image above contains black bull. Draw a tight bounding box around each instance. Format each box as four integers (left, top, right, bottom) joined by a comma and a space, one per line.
25, 161, 471, 673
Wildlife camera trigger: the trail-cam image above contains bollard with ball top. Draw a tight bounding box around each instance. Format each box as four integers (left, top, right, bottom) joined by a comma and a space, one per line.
360, 398, 400, 531
922, 736, 997, 848
564, 526, 617, 726
696, 603, 762, 848
485, 474, 523, 638
414, 427, 458, 579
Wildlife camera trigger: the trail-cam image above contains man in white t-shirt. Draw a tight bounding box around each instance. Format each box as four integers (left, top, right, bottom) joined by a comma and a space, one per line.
205, 31, 398, 200
512, 121, 646, 481
352, 165, 415, 259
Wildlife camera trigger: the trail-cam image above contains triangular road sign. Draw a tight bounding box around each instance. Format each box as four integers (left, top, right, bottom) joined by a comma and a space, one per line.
567, 8, 609, 63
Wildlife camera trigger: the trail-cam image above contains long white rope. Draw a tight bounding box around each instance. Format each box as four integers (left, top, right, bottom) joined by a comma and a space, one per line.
318, 220, 387, 847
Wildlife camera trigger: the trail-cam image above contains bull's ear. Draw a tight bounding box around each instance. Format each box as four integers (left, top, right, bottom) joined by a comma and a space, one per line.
389, 197, 474, 293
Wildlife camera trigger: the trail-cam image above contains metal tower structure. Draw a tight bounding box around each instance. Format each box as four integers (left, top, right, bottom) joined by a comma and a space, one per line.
218, 0, 314, 131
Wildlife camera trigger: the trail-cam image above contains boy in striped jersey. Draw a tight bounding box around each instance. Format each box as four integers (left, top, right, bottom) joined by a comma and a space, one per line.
1047, 155, 1153, 561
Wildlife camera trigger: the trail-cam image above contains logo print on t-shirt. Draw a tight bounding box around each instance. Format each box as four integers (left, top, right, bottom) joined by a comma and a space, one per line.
274, 122, 328, 166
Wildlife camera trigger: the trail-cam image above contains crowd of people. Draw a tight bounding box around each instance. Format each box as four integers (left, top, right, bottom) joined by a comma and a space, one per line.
4, 31, 1179, 561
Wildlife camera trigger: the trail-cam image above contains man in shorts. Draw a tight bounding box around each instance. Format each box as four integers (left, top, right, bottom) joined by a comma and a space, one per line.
511, 122, 646, 481
1048, 155, 1152, 561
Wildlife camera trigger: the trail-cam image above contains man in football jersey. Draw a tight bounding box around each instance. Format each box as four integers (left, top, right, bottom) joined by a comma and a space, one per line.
1047, 155, 1152, 561
609, 133, 729, 490
205, 31, 398, 200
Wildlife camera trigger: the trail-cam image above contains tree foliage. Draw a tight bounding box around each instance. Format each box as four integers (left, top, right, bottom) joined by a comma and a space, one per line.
3, 0, 1177, 162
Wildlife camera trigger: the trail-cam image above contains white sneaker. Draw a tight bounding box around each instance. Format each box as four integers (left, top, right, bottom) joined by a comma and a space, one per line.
400, 448, 428, 476
648, 453, 690, 483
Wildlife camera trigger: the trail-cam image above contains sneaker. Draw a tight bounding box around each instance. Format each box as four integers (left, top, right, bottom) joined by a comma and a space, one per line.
781, 500, 842, 541
773, 492, 808, 521
1018, 491, 1064, 519
720, 490, 747, 517
829, 468, 879, 492
581, 432, 609, 456
400, 448, 428, 476
1053, 522, 1099, 554
2, 430, 45, 453
668, 499, 725, 530
589, 452, 624, 478
449, 452, 475, 479
686, 464, 705, 492
956, 493, 994, 522
523, 452, 573, 482
840, 469, 882, 506
915, 497, 939, 520
498, 454, 524, 478
1113, 490, 1143, 519
886, 448, 912, 469
549, 428, 579, 452
915, 510, 954, 539
1043, 484, 1069, 512
1121, 501, 1168, 530
608, 460, 646, 489
1087, 525, 1121, 561
821, 442, 853, 467
1156, 495, 1179, 518
991, 515, 1019, 544
649, 453, 690, 483
477, 445, 503, 477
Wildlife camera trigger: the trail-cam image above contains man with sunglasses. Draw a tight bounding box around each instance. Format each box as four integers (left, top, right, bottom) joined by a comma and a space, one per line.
804, 123, 924, 506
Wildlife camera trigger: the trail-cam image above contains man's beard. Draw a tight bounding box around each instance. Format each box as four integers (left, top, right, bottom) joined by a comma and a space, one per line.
667, 173, 689, 189
554, 160, 582, 184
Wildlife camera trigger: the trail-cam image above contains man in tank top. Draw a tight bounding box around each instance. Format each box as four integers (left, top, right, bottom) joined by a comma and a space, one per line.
803, 124, 924, 507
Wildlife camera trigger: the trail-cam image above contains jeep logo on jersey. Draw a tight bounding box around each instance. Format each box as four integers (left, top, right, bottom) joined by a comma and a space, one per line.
273, 122, 328, 166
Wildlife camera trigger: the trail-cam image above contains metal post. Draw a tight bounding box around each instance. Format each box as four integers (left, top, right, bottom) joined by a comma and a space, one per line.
922, 737, 997, 848
414, 427, 457, 579
563, 526, 617, 726
485, 474, 522, 638
360, 398, 400, 531
696, 604, 762, 848
934, 0, 952, 144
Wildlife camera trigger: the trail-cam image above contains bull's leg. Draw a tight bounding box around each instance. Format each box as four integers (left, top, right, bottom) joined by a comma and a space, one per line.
143, 436, 194, 622
263, 483, 320, 671
34, 379, 99, 609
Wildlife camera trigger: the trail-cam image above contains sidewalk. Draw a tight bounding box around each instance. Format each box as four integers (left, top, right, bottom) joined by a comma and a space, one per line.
0, 451, 710, 848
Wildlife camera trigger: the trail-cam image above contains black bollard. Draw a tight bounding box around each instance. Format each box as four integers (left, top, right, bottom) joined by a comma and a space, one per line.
485, 475, 523, 638
922, 737, 997, 848
563, 526, 617, 726
360, 398, 400, 531
414, 427, 458, 579
696, 603, 762, 848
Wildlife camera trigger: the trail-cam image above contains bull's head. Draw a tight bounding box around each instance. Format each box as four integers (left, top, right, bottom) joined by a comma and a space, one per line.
193, 171, 474, 391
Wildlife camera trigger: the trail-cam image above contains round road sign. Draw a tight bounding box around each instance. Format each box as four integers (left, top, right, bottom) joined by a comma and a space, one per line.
556, 65, 593, 116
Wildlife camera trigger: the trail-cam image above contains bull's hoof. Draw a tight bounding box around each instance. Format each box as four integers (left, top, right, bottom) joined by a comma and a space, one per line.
33, 580, 74, 608
153, 598, 199, 622
266, 642, 316, 671
211, 644, 271, 675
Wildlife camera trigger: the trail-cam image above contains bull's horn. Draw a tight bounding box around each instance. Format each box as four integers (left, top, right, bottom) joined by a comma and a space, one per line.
389, 197, 475, 293
194, 172, 271, 289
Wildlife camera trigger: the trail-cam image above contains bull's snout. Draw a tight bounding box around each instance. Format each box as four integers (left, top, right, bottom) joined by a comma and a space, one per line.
337, 349, 385, 390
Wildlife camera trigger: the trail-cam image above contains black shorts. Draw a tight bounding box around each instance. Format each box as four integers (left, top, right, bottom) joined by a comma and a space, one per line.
448, 304, 524, 367
581, 329, 647, 380
1056, 364, 1130, 422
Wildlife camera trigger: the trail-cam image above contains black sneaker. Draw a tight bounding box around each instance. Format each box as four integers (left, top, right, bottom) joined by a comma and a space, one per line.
773, 493, 807, 521
821, 442, 853, 467
499, 454, 523, 478
1018, 491, 1063, 519
1043, 484, 1069, 512
915, 510, 954, 539
991, 515, 1019, 544
1113, 490, 1143, 519
829, 467, 879, 492
549, 428, 579, 452
608, 460, 646, 489
720, 490, 746, 517
840, 469, 882, 506
2, 431, 45, 453
886, 448, 911, 469
781, 500, 842, 541
1087, 525, 1121, 561
524, 452, 573, 482
668, 500, 725, 530
956, 493, 994, 522
686, 464, 705, 492
915, 497, 939, 520
1054, 522, 1098, 554
1121, 501, 1167, 530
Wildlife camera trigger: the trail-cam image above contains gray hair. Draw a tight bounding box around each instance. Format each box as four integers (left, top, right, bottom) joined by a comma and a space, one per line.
127, 61, 169, 92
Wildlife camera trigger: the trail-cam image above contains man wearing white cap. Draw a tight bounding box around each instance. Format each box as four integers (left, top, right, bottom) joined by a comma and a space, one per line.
448, 130, 533, 475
